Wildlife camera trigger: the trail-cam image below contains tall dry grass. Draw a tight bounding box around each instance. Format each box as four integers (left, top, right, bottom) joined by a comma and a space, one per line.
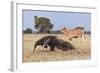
23, 34, 91, 62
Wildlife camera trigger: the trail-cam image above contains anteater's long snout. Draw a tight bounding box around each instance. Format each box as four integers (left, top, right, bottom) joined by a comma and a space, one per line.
33, 47, 36, 54
33, 41, 42, 54
33, 42, 38, 54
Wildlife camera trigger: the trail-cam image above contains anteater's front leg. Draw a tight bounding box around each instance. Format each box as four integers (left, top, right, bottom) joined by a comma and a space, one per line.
50, 46, 55, 51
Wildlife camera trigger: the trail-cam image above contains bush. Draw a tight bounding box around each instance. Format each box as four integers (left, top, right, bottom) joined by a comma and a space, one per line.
23, 28, 32, 33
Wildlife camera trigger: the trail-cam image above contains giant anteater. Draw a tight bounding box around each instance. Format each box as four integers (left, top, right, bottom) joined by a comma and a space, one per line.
33, 35, 75, 53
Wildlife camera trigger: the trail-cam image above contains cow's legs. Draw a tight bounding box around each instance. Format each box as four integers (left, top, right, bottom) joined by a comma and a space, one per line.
81, 34, 89, 50
81, 34, 86, 41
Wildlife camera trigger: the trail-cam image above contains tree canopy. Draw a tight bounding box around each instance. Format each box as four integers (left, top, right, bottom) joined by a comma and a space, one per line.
34, 16, 53, 33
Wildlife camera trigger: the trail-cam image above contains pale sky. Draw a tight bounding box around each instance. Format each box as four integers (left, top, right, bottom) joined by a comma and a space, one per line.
23, 10, 91, 31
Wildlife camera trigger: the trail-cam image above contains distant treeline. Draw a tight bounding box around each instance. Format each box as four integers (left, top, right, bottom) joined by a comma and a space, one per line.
23, 28, 61, 34
23, 28, 91, 34
84, 31, 91, 34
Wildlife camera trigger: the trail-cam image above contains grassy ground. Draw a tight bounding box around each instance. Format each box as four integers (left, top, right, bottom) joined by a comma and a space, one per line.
23, 34, 91, 62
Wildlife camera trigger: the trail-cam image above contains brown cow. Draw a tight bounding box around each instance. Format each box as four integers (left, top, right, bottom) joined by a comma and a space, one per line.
61, 27, 86, 41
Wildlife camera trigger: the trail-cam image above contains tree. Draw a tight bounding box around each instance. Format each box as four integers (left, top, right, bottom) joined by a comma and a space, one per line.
34, 16, 53, 33
23, 28, 32, 33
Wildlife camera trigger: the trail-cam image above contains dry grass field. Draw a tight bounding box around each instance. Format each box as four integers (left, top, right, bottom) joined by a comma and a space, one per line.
23, 34, 91, 62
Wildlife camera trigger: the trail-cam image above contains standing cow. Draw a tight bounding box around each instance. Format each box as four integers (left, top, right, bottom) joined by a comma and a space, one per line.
60, 27, 86, 41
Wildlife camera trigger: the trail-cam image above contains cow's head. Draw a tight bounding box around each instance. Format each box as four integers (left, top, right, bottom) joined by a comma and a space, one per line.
60, 27, 69, 33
